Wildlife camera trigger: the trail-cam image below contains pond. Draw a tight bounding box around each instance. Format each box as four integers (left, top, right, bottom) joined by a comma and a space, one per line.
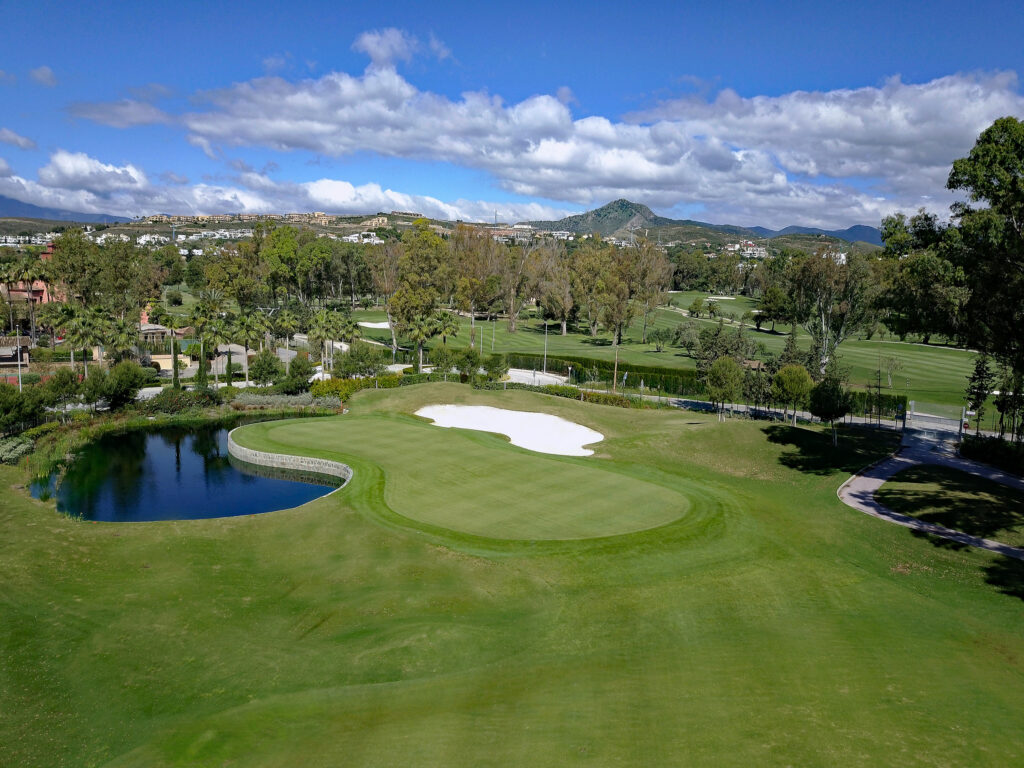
31, 423, 340, 522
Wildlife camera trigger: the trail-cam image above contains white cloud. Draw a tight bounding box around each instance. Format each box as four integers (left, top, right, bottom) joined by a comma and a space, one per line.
38, 150, 148, 193
352, 28, 418, 67
0, 149, 572, 223
65, 31, 1024, 228
0, 70, 15, 85
0, 128, 36, 150
29, 66, 56, 87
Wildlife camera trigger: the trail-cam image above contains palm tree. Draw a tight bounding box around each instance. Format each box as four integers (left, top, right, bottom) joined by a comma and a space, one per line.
149, 304, 187, 388
1, 260, 19, 333
14, 256, 45, 341
189, 304, 215, 383
406, 314, 438, 372
308, 309, 332, 380
63, 308, 92, 376
276, 309, 299, 350
338, 314, 361, 344
233, 312, 263, 387
106, 315, 139, 362
436, 310, 459, 346
198, 289, 225, 314
203, 317, 230, 388
253, 311, 274, 351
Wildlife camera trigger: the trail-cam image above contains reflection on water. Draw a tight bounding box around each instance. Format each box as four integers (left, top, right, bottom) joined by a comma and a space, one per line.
31, 424, 338, 522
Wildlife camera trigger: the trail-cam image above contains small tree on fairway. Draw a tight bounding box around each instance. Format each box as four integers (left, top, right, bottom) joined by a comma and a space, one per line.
809, 376, 851, 446
773, 364, 813, 425
706, 356, 744, 421
688, 297, 704, 318
966, 354, 995, 435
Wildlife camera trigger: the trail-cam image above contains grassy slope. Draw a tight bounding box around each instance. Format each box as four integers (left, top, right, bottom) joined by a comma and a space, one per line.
2, 384, 1023, 767
877, 465, 1024, 548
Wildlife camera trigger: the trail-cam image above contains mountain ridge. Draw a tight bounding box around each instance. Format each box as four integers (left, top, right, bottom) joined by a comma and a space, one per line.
0, 195, 131, 224
528, 199, 882, 246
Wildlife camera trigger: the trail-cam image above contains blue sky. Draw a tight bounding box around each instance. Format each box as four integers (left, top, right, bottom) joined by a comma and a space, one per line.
1, 0, 1022, 227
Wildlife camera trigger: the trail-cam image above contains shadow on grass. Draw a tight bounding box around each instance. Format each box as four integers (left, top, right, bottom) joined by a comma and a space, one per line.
763, 424, 899, 476
876, 466, 1024, 550
984, 557, 1024, 601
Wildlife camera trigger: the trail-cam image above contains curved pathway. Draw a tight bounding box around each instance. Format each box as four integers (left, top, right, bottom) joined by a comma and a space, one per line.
837, 428, 1024, 560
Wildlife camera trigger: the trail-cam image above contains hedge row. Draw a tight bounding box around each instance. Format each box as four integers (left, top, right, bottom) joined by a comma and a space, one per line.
505, 354, 704, 396
473, 381, 638, 409
960, 435, 1024, 475
309, 374, 402, 401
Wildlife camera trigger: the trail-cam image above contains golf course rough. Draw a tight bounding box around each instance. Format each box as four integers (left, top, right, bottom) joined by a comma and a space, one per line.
6, 384, 1024, 768
230, 408, 692, 541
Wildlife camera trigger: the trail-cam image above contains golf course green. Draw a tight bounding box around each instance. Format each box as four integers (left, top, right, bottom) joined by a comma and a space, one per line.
3, 383, 1023, 767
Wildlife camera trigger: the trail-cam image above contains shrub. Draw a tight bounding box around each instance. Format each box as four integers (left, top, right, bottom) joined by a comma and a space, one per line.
141, 387, 220, 414
0, 435, 33, 464
233, 392, 343, 410
218, 386, 240, 402
166, 289, 183, 306
22, 421, 60, 441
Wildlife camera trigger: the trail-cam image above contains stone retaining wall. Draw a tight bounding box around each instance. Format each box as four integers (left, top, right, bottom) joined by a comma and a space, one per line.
227, 428, 353, 487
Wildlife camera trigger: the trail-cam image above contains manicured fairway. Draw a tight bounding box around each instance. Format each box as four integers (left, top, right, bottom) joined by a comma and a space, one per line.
3, 384, 1023, 767
233, 411, 697, 540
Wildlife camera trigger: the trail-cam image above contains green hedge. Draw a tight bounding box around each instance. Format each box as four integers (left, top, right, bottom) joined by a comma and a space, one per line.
960, 436, 1024, 475
505, 353, 704, 396
309, 374, 403, 401
848, 391, 908, 419
473, 381, 645, 409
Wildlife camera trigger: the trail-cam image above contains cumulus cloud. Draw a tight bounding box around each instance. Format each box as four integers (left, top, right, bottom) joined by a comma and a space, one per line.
0, 128, 36, 150
38, 150, 148, 192
29, 66, 56, 87
64, 33, 1024, 227
0, 148, 571, 223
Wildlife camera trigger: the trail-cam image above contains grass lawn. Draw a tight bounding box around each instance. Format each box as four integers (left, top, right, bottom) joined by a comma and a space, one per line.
876, 465, 1024, 548
3, 384, 1023, 766
355, 302, 976, 413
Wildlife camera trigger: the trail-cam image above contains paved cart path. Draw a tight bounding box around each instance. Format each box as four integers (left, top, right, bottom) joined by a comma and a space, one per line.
837, 427, 1024, 560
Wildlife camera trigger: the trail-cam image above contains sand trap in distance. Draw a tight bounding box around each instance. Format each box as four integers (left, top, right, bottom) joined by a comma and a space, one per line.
358, 321, 391, 329
415, 405, 604, 456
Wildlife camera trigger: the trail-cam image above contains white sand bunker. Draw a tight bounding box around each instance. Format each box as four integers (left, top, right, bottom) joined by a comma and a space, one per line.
415, 405, 604, 457
358, 321, 391, 329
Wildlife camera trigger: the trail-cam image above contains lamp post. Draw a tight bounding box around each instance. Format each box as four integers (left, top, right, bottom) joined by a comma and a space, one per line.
567, 365, 572, 387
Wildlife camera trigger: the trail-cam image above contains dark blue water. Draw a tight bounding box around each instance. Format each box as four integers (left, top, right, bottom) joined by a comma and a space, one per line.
31, 424, 339, 522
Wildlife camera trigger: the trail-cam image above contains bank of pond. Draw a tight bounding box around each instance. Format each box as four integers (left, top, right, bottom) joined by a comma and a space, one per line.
30, 420, 341, 522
